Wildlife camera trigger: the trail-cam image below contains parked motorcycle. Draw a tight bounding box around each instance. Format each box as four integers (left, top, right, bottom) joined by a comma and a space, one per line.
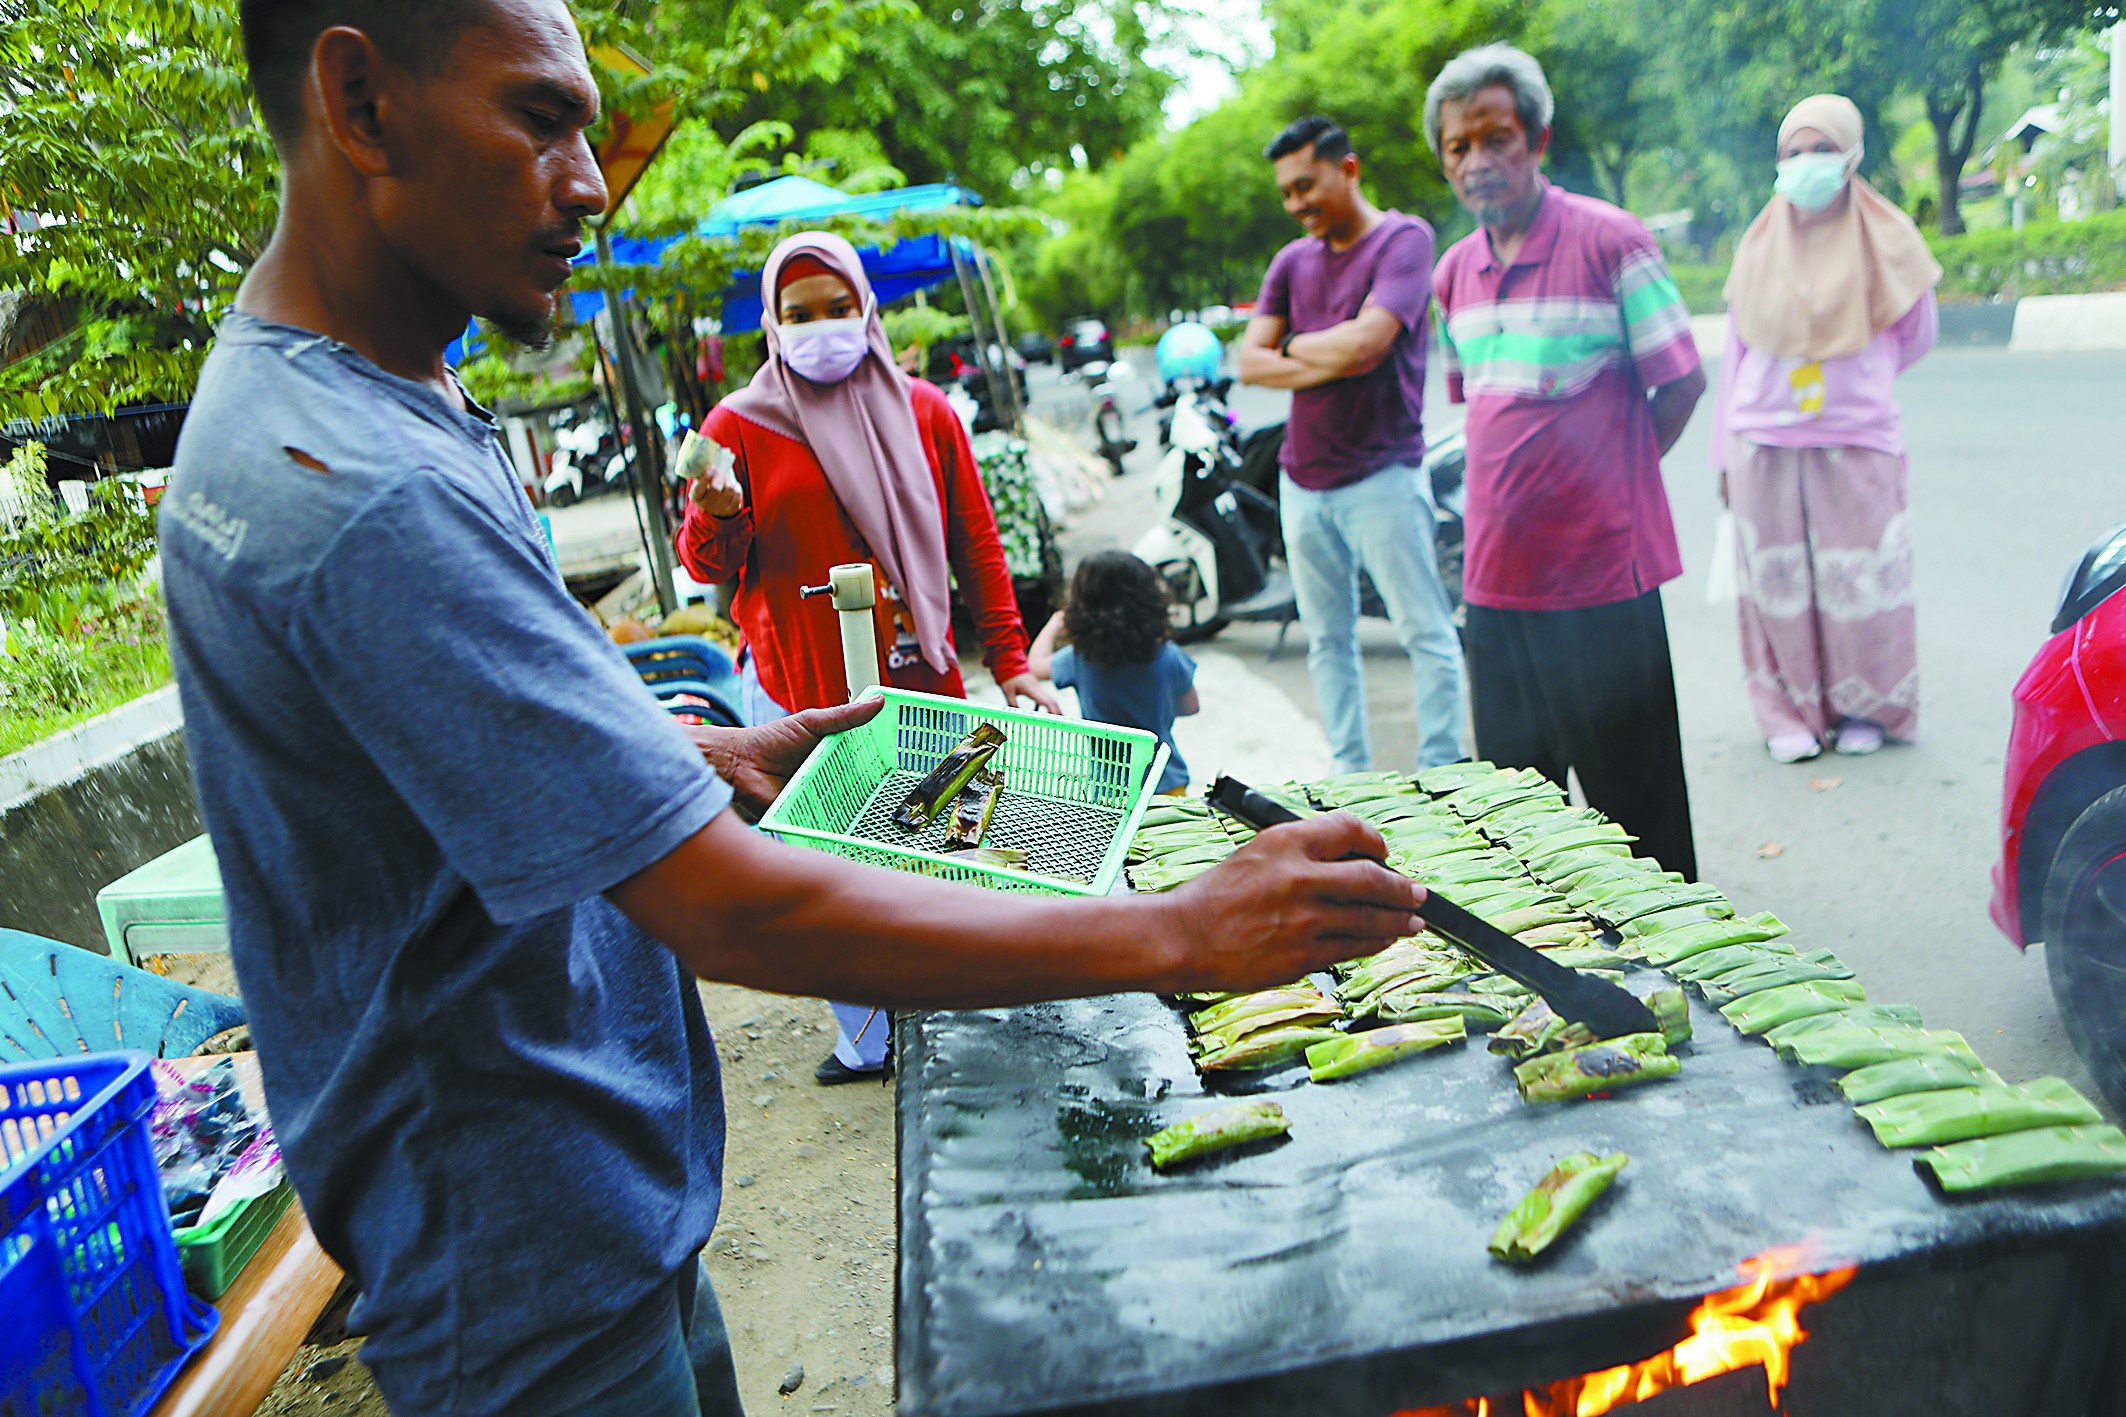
543, 411, 626, 508
1132, 390, 1290, 643
1071, 358, 1138, 477
1134, 390, 1467, 648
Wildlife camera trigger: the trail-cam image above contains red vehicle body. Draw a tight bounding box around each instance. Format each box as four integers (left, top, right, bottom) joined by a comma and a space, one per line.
1992, 522, 2126, 1111
1992, 554, 2126, 946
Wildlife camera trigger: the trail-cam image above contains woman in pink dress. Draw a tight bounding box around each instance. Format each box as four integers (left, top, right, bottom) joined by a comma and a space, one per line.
1714, 93, 1941, 764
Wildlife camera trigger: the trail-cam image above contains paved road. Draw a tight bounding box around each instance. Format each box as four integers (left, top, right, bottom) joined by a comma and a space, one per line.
1028, 346, 2126, 1095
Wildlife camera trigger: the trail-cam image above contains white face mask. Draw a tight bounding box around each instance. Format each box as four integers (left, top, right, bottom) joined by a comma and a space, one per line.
778, 301, 873, 384
1775, 148, 1859, 213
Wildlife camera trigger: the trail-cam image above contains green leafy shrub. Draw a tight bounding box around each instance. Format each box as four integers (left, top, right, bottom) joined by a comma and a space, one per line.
1666, 211, 2126, 313
0, 445, 161, 637
1929, 210, 2126, 303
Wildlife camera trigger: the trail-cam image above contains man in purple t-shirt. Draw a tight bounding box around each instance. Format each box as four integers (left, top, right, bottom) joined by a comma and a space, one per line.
1239, 116, 1466, 771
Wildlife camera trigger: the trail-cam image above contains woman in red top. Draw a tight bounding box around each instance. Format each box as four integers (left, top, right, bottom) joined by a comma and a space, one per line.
676, 231, 1057, 718
676, 231, 1059, 1084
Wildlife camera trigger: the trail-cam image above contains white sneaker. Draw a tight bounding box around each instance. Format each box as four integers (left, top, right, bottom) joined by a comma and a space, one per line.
1767, 732, 1822, 764
1834, 721, 1884, 755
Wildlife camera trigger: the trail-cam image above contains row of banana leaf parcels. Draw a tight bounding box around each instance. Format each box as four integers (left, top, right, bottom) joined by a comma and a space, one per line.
1126, 764, 2126, 1232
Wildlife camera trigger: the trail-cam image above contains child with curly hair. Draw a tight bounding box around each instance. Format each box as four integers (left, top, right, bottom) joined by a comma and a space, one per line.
1029, 551, 1200, 794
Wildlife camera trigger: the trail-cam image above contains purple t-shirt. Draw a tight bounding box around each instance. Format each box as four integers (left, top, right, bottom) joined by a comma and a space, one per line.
1256, 212, 1435, 490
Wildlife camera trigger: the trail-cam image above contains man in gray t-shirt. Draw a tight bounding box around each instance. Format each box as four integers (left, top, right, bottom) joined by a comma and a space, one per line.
1239, 116, 1466, 772
164, 6, 1423, 1412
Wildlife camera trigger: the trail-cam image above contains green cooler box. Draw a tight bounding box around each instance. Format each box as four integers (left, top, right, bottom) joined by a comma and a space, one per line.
95, 834, 228, 966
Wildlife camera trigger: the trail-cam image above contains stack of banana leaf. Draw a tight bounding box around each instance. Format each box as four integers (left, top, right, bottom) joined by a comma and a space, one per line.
1125, 761, 2126, 1194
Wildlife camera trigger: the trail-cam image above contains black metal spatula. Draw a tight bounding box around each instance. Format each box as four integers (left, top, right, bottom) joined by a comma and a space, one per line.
1206, 775, 1659, 1039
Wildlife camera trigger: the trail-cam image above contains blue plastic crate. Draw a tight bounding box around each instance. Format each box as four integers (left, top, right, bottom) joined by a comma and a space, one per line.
0, 1052, 217, 1417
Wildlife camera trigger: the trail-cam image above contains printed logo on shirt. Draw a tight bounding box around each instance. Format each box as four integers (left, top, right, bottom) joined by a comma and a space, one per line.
163, 491, 251, 562
1788, 361, 1825, 418
877, 574, 926, 672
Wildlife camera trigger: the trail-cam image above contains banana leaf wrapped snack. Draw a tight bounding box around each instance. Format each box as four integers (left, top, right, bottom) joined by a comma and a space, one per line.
1720, 978, 1867, 1035
1306, 1018, 1466, 1082
1144, 1100, 1290, 1170
1856, 1077, 2103, 1148
894, 722, 1006, 830
1489, 1151, 1630, 1263
1631, 912, 1791, 966
1775, 1025, 1970, 1071
1376, 991, 1516, 1031
1836, 1049, 1998, 1105
1916, 1123, 2126, 1193
1763, 1004, 1925, 1047
1197, 1023, 1346, 1073
1697, 950, 1855, 1005
1514, 1033, 1680, 1103
941, 768, 1004, 852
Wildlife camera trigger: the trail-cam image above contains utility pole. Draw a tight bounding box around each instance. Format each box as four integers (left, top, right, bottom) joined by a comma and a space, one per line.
596, 225, 679, 617
2111, 20, 2125, 193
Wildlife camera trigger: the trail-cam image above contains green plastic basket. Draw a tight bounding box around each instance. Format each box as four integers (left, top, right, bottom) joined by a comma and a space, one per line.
173, 1176, 295, 1300
759, 688, 1168, 896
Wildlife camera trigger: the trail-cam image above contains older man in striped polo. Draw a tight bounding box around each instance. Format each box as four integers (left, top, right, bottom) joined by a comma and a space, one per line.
1426, 44, 1708, 879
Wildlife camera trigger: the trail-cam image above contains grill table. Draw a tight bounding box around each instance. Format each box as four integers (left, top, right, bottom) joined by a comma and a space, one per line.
895, 988, 2126, 1416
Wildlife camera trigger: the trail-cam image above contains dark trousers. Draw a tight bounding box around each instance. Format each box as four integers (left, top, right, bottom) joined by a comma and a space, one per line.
1464, 590, 1698, 880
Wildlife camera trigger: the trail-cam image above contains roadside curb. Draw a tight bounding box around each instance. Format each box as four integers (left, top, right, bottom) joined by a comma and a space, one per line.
0, 685, 183, 814
1690, 294, 2126, 353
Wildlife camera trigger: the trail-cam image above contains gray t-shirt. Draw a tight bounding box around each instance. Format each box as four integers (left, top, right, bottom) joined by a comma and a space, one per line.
160, 312, 733, 1415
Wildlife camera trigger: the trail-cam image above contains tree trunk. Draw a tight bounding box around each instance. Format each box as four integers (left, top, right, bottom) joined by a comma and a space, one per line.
1929, 63, 1987, 238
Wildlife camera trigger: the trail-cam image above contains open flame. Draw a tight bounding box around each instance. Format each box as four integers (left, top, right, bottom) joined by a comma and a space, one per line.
1402, 1247, 1857, 1417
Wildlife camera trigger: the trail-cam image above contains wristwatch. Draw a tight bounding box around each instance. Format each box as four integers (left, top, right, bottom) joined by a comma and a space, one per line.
1279, 330, 1297, 358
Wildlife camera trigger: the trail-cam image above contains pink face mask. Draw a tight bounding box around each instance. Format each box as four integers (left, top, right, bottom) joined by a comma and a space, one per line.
777, 303, 872, 384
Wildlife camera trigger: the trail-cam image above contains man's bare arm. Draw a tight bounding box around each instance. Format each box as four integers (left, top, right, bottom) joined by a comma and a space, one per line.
608, 809, 1423, 1009
1284, 304, 1403, 379
1650, 364, 1707, 456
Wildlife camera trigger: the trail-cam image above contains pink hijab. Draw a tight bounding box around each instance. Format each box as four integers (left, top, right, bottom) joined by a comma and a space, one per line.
721, 231, 953, 675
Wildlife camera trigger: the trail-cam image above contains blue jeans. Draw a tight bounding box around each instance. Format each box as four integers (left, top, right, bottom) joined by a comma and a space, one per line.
1281, 463, 1466, 770
738, 657, 889, 1072
559, 1259, 746, 1416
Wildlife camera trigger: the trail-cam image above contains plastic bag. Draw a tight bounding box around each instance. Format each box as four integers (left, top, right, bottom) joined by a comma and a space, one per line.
152, 1058, 264, 1227
1706, 511, 1739, 605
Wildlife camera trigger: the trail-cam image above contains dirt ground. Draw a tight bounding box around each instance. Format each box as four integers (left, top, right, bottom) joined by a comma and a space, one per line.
243, 982, 897, 1416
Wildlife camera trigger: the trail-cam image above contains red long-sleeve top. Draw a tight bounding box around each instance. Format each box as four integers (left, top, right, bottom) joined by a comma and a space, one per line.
675, 378, 1030, 714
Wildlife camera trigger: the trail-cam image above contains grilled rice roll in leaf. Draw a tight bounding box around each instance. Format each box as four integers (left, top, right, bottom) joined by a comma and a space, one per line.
1189, 1002, 1345, 1056
1492, 998, 1573, 1060
1775, 1025, 1969, 1070
1376, 991, 1517, 1030
894, 722, 1006, 829
1530, 945, 1626, 973
1916, 1123, 2126, 1193
1857, 1077, 2103, 1148
941, 768, 1004, 851
1700, 951, 1856, 1005
1669, 943, 1802, 983
1515, 1034, 1681, 1102
1190, 986, 1335, 1034
1721, 979, 1868, 1035
1632, 912, 1792, 965
1197, 1023, 1346, 1072
1837, 1049, 1999, 1105
1306, 1018, 1467, 1082
1764, 1004, 1926, 1047
1489, 1151, 1630, 1263
1144, 1100, 1290, 1169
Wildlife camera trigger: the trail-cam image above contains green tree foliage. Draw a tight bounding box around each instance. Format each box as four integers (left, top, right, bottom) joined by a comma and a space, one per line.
1651, 0, 2101, 234
0, 0, 276, 417
708, 0, 1176, 197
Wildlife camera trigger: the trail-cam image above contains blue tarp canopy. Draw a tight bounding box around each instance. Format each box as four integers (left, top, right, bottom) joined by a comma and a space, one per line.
567, 175, 980, 333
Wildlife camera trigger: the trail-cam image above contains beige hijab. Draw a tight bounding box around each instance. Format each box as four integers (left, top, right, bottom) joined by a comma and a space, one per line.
1724, 94, 1941, 360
